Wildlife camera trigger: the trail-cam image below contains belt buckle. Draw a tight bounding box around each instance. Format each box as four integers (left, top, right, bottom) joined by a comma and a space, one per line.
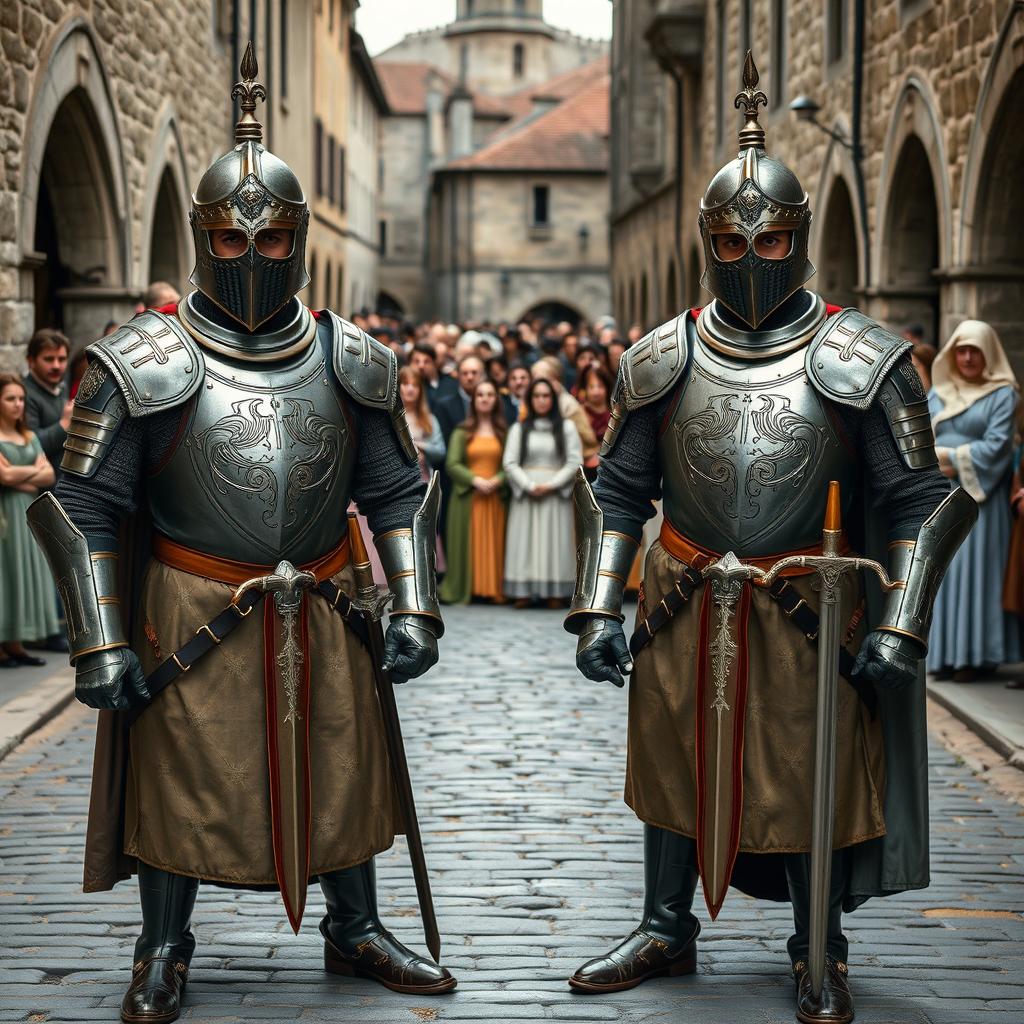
231, 560, 318, 613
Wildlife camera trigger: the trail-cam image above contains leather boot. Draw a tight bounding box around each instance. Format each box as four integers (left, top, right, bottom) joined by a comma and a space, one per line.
569, 825, 700, 993
785, 850, 854, 1024
121, 863, 199, 1024
319, 859, 457, 994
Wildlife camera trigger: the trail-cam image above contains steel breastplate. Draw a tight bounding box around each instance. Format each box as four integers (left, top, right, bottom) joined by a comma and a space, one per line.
658, 336, 858, 556
148, 337, 355, 565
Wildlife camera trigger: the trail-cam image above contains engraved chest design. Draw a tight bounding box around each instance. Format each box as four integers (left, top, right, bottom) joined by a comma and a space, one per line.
149, 341, 356, 565
659, 341, 857, 556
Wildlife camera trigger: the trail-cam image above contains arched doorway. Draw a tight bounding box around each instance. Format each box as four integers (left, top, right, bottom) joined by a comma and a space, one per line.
968, 64, 1024, 366
519, 299, 585, 327
881, 136, 939, 341
817, 177, 859, 309
31, 88, 123, 337
377, 290, 405, 317
148, 166, 188, 292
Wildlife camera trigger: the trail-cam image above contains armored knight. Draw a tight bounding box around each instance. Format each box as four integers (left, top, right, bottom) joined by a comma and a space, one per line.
27, 48, 455, 1024
565, 53, 975, 1024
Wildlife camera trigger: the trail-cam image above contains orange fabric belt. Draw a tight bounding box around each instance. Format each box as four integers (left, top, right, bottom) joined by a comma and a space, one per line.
658, 519, 847, 578
152, 533, 351, 586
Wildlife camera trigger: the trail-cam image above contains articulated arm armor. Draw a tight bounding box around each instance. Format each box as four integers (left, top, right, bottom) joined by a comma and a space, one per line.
877, 487, 978, 651
26, 492, 126, 662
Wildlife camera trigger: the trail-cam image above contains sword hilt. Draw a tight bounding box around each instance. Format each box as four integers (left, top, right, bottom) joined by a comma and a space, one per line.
347, 512, 393, 620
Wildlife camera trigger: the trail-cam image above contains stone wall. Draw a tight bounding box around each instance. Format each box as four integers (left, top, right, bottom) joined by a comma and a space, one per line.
611, 0, 1024, 366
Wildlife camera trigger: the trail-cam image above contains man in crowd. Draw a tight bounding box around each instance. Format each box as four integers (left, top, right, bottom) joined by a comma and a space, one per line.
143, 281, 180, 310
435, 353, 514, 440
410, 341, 459, 413
23, 328, 73, 479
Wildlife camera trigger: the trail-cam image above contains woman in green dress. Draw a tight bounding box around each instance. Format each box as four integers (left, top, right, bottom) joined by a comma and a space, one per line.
0, 373, 58, 668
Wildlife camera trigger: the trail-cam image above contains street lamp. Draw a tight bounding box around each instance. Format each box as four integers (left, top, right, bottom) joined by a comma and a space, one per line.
788, 96, 860, 159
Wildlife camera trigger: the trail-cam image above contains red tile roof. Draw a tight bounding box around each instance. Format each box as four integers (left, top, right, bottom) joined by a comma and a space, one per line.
376, 62, 455, 115
445, 74, 610, 172
499, 56, 611, 121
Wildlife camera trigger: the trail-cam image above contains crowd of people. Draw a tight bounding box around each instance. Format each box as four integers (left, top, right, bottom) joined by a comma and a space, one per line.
1, 287, 1022, 682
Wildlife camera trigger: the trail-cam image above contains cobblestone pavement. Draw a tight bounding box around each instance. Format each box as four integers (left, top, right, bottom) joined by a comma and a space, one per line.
2, 605, 1024, 1023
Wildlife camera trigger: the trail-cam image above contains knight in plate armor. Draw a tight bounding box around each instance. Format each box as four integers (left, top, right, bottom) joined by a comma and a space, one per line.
565, 53, 976, 1023
27, 47, 455, 1023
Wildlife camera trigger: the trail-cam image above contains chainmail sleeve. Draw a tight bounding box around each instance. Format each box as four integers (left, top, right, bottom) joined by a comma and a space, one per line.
592, 395, 668, 540
54, 398, 182, 543
834, 394, 951, 542
350, 405, 427, 536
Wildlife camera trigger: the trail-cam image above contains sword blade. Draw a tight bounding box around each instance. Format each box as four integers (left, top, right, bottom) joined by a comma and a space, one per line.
808, 579, 844, 1001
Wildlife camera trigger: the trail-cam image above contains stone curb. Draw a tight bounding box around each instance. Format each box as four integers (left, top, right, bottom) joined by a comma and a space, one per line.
0, 668, 75, 762
926, 681, 1024, 772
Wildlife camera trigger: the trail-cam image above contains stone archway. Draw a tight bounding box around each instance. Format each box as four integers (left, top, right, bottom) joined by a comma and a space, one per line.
378, 291, 406, 316
880, 135, 940, 342
958, 5, 1024, 368
519, 299, 586, 327
148, 168, 188, 292
141, 107, 191, 294
816, 176, 859, 309
20, 20, 131, 347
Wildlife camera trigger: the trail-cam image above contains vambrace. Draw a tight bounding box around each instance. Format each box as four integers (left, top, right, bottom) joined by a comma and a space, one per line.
875, 359, 938, 470
375, 471, 444, 636
876, 486, 978, 650
26, 492, 127, 662
565, 470, 640, 633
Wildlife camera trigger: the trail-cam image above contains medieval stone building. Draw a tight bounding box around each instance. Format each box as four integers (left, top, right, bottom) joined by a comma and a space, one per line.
375, 0, 611, 324
612, 0, 1024, 366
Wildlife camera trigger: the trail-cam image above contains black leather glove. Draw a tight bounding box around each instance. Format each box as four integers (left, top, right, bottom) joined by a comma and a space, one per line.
74, 647, 150, 711
851, 630, 922, 691
576, 616, 633, 688
382, 615, 439, 684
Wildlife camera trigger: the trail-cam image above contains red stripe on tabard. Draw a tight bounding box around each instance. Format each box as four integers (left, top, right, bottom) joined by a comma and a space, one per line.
719, 581, 752, 917
693, 584, 713, 896
299, 598, 312, 892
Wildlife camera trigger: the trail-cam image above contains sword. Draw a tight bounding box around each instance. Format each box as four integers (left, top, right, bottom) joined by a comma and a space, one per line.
703, 481, 898, 1001
346, 513, 442, 964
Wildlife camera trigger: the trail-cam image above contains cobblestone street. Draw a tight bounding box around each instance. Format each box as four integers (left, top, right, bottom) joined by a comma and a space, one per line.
2, 604, 1024, 1023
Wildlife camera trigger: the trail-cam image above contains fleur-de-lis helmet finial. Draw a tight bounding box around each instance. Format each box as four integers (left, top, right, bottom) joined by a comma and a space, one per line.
734, 50, 768, 151
232, 41, 267, 144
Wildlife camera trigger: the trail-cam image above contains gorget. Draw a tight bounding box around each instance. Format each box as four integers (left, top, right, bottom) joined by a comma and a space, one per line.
697, 292, 826, 360
659, 334, 858, 557
178, 291, 315, 362
147, 336, 356, 565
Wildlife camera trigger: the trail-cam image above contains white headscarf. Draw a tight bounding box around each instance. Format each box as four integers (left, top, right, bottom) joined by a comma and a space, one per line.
930, 319, 1019, 427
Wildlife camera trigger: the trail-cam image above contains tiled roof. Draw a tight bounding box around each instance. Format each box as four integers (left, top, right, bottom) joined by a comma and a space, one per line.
498, 55, 611, 122
445, 74, 610, 172
376, 61, 455, 115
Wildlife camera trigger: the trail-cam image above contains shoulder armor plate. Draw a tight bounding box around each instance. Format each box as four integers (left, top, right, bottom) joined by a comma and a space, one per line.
875, 357, 939, 470
60, 362, 126, 478
805, 309, 912, 410
617, 313, 690, 411
327, 311, 416, 462
87, 311, 204, 417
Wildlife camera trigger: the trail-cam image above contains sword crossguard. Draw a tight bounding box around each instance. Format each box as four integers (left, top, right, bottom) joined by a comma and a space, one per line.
230, 560, 318, 610
351, 583, 394, 623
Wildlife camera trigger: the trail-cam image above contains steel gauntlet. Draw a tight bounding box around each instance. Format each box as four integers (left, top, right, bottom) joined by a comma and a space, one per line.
374, 473, 444, 637
876, 486, 978, 652
564, 471, 640, 634
26, 492, 127, 663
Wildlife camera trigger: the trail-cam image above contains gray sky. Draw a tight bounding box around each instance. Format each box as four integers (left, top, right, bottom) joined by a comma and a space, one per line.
355, 1, 611, 57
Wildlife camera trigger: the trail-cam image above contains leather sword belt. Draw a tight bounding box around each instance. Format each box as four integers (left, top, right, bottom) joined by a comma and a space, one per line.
126, 533, 369, 726
630, 519, 876, 717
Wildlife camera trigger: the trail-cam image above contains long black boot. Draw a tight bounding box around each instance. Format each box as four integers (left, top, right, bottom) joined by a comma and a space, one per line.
120, 862, 199, 1024
569, 825, 700, 993
319, 859, 456, 994
785, 850, 854, 1024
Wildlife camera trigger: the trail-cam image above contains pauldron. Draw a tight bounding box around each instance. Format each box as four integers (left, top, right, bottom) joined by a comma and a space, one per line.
326, 310, 417, 463
602, 313, 691, 456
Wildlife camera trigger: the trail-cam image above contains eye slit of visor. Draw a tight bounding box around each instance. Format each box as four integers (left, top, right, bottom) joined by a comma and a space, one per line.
712, 232, 748, 262
254, 228, 296, 259
206, 228, 249, 259
752, 229, 794, 260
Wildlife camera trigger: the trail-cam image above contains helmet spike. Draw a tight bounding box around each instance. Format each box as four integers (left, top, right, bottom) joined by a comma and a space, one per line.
734, 50, 768, 152
232, 41, 267, 145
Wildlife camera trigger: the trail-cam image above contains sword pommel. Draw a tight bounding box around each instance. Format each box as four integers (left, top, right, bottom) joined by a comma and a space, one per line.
822, 480, 842, 558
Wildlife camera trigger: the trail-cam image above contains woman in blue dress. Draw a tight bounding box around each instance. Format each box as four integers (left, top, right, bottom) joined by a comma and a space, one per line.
928, 320, 1021, 681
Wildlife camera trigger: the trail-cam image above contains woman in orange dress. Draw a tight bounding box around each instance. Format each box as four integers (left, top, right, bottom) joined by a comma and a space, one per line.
439, 381, 508, 604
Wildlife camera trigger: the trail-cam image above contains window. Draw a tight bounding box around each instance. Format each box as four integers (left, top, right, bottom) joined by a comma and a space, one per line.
513, 43, 525, 78
314, 119, 324, 197
827, 0, 848, 65
339, 145, 346, 211
771, 0, 787, 108
531, 185, 550, 227
328, 134, 336, 204
379, 220, 388, 256
280, 0, 289, 98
